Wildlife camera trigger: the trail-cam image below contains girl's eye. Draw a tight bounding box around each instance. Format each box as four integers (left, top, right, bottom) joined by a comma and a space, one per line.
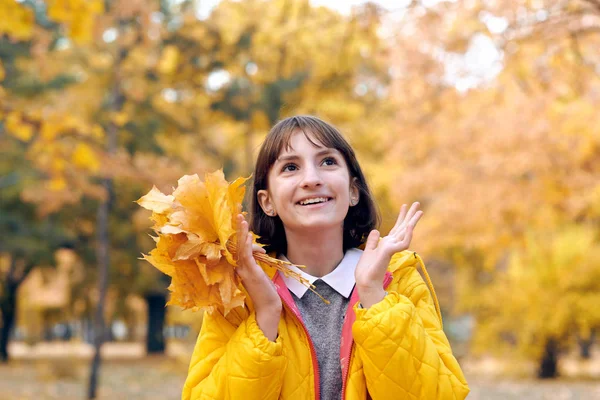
322, 157, 337, 166
282, 163, 298, 172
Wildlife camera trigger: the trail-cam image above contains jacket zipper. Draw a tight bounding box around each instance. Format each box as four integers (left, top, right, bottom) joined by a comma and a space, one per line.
341, 272, 393, 400
273, 273, 321, 400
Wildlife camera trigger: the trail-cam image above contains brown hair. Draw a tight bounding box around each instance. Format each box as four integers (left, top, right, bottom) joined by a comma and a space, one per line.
250, 115, 380, 254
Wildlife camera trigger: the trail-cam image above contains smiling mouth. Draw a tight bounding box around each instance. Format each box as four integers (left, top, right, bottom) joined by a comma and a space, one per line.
297, 197, 332, 206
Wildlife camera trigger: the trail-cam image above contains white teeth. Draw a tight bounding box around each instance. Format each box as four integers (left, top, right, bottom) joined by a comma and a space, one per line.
299, 197, 329, 205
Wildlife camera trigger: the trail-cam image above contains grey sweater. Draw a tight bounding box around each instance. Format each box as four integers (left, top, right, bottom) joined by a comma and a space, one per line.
292, 279, 351, 400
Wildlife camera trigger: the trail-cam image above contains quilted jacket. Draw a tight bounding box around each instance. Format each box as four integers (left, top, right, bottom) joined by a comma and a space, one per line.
182, 250, 470, 399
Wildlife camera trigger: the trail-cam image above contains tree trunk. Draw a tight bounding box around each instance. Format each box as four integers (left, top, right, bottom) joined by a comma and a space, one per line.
0, 256, 32, 363
145, 293, 166, 354
538, 337, 559, 379
578, 329, 596, 360
0, 281, 18, 362
86, 27, 125, 399
87, 176, 113, 400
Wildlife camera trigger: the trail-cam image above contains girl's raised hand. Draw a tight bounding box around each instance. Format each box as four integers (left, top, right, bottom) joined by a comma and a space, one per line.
235, 214, 282, 341
355, 202, 423, 308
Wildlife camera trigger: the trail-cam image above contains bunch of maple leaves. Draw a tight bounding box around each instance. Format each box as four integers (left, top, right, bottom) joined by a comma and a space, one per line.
137, 170, 310, 315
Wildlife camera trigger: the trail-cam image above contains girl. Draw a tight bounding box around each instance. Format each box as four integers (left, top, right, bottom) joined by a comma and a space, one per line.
182, 116, 469, 400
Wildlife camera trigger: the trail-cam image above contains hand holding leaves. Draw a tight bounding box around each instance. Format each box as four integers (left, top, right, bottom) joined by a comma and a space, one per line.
136, 170, 308, 317
234, 214, 282, 340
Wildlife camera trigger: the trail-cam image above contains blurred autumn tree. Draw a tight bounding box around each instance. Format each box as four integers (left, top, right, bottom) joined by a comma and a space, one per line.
0, 137, 76, 361
2, 0, 598, 385
386, 0, 600, 377
1, 0, 394, 390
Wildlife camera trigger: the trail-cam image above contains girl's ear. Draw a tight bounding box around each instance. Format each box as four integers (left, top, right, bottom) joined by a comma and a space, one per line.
257, 189, 277, 216
350, 177, 360, 206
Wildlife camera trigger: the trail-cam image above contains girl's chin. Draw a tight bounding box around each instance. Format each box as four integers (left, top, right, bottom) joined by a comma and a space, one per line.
289, 215, 345, 230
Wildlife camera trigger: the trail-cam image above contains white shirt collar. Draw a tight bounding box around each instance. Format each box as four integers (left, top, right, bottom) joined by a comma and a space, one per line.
278, 248, 362, 299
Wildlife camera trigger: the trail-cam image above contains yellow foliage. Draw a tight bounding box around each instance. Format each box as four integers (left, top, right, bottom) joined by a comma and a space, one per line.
472, 225, 600, 359
157, 45, 180, 75
137, 170, 310, 315
250, 110, 270, 131
40, 120, 61, 141
72, 142, 100, 173
46, 0, 104, 44
5, 112, 33, 142
0, 1, 35, 40
110, 111, 129, 127
47, 177, 67, 191
90, 125, 104, 139
51, 158, 67, 174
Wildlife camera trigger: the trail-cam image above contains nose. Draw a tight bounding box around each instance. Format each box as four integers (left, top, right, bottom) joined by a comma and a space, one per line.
300, 164, 323, 188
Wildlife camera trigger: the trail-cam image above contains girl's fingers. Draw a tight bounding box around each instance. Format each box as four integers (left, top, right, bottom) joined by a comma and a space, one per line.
365, 229, 380, 251
246, 232, 254, 256
401, 225, 414, 247
235, 215, 268, 280
409, 210, 423, 228
405, 202, 420, 223
391, 210, 422, 245
236, 214, 246, 234
235, 215, 242, 260
393, 227, 407, 241
245, 233, 264, 275
390, 202, 419, 236
392, 210, 421, 240
389, 204, 408, 236
236, 214, 250, 266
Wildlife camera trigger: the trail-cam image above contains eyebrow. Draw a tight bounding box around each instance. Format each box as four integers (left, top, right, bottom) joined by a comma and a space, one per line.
276, 149, 338, 163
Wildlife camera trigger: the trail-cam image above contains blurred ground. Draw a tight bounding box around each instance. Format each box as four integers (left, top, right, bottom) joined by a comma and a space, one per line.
0, 343, 599, 399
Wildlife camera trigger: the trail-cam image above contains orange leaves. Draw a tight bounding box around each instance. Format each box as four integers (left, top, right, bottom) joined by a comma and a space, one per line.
136, 170, 250, 314
138, 170, 316, 314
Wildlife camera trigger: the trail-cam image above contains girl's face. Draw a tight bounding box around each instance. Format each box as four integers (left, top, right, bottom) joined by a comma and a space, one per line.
257, 129, 359, 234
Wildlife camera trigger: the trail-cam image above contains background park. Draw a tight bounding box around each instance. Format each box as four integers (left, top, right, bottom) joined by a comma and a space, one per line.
1, 0, 600, 398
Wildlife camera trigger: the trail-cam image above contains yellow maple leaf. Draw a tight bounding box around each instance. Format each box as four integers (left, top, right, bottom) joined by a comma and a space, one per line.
170, 174, 220, 243
137, 169, 316, 314
137, 186, 175, 214
175, 236, 221, 263
195, 258, 226, 285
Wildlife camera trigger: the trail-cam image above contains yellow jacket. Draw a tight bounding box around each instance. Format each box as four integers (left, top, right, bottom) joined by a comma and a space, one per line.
182, 250, 470, 399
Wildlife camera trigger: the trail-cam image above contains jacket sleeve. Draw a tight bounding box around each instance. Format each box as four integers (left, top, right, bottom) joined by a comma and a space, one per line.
352, 266, 470, 400
182, 308, 287, 400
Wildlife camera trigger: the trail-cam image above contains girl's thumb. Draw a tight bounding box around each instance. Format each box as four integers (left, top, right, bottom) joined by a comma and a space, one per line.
365, 230, 380, 251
